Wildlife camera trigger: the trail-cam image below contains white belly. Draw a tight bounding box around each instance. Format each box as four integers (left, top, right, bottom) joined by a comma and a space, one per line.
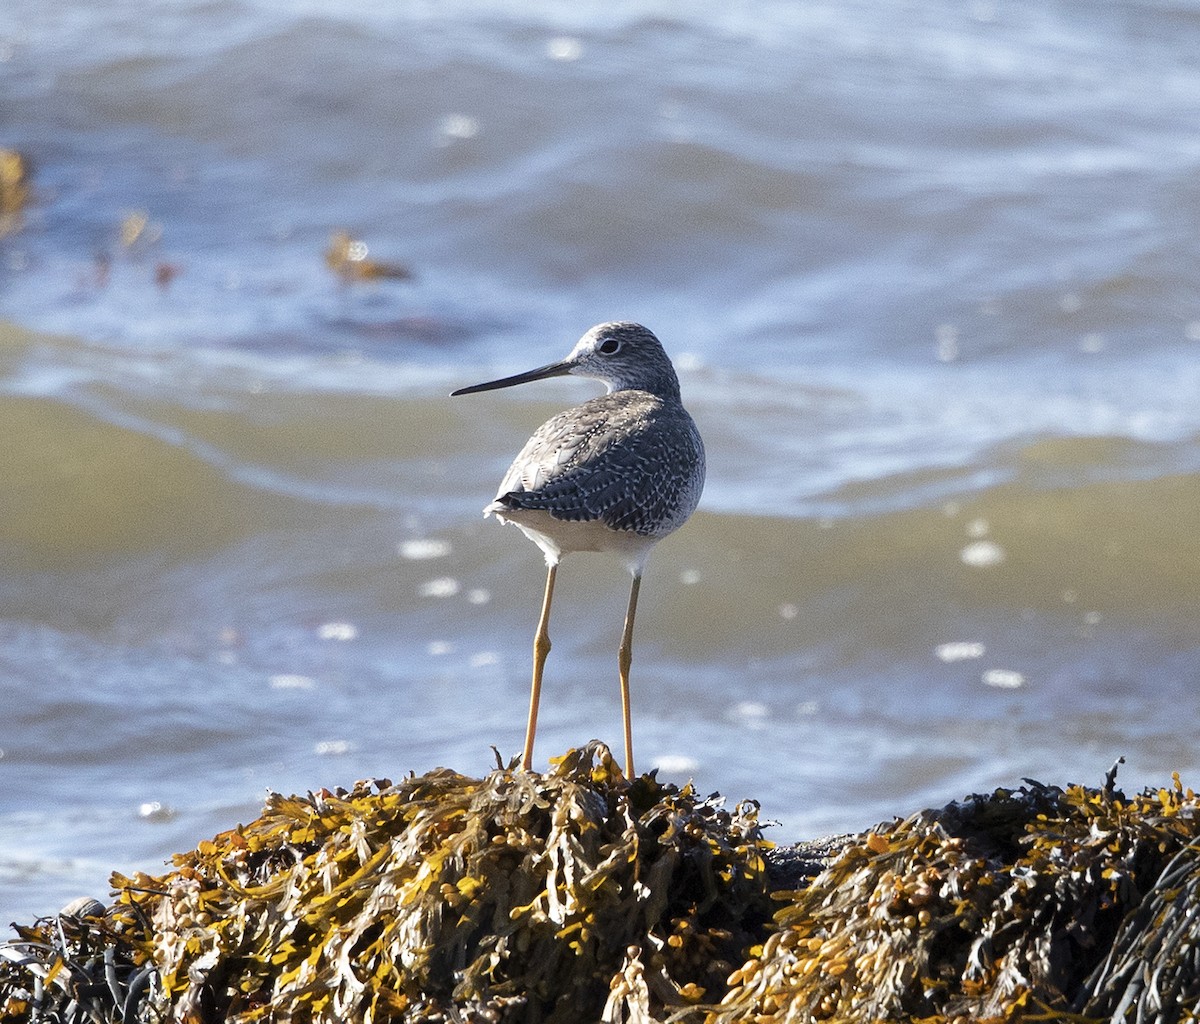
494, 507, 659, 573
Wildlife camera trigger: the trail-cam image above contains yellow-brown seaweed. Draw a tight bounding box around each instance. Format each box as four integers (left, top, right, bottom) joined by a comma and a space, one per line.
326, 231, 413, 282
710, 770, 1200, 1024
0, 150, 31, 237
3, 749, 1200, 1024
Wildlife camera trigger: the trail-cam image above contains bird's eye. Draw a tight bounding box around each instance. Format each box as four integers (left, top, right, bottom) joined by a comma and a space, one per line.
598, 338, 621, 354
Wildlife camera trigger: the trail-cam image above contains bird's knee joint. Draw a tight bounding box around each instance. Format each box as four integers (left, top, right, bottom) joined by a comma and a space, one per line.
618, 643, 633, 675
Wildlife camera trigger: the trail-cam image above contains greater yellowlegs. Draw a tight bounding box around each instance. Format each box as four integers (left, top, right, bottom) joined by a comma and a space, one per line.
452, 322, 705, 777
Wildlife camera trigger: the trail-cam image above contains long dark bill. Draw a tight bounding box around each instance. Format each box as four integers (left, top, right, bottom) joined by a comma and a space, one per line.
450, 359, 573, 396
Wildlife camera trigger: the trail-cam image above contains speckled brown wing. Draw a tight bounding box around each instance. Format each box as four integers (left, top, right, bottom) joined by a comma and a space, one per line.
491, 390, 705, 538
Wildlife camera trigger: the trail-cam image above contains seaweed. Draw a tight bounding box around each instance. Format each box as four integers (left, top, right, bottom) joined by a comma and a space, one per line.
0, 149, 31, 237
325, 231, 412, 282
1, 741, 769, 1023
710, 772, 1200, 1023
5, 750, 1200, 1024
0, 895, 155, 1023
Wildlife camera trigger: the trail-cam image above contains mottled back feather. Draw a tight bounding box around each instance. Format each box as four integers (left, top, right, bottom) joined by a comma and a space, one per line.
490, 388, 705, 539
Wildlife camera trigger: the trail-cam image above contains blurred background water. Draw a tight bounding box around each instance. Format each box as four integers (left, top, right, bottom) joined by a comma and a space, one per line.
2, 0, 1199, 925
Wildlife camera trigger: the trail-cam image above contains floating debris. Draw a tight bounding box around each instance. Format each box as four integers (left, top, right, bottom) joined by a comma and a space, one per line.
119, 209, 162, 251
3, 752, 1200, 1023
111, 209, 183, 289
326, 231, 412, 283
154, 260, 182, 289
0, 149, 31, 237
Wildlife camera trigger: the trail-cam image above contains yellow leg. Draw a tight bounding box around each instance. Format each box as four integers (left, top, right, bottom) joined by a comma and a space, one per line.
618, 573, 642, 779
522, 563, 557, 772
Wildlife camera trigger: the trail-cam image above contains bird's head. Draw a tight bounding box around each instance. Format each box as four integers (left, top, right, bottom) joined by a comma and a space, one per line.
451, 321, 681, 399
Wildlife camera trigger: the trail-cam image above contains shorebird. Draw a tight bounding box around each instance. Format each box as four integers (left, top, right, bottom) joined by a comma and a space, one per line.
452, 322, 705, 777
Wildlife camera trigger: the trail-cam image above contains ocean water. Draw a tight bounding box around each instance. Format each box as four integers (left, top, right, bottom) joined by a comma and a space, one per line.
1, 0, 1199, 925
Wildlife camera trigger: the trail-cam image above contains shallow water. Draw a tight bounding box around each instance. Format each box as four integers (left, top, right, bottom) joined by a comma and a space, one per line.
1, 0, 1199, 924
